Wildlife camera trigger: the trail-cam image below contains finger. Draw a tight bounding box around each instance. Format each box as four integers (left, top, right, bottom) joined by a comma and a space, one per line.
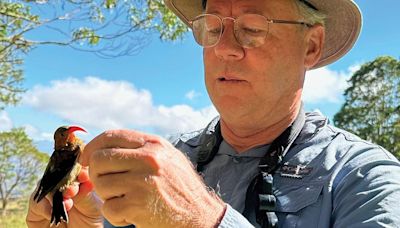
79, 180, 94, 196
72, 180, 94, 203
77, 166, 90, 182
93, 171, 150, 202
63, 182, 79, 199
102, 196, 143, 227
72, 183, 103, 219
64, 167, 93, 203
80, 129, 148, 166
27, 192, 52, 222
88, 148, 160, 181
64, 198, 74, 211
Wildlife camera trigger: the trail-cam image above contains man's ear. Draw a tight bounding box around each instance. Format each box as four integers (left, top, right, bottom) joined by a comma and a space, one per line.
304, 24, 325, 69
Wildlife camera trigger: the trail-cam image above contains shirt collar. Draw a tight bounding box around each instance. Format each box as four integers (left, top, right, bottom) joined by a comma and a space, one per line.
218, 140, 270, 158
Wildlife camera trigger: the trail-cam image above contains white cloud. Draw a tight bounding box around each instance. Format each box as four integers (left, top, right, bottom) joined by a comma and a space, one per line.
0, 111, 52, 144
348, 63, 361, 74
303, 66, 358, 103
157, 105, 218, 134
23, 124, 53, 142
185, 90, 201, 100
0, 111, 13, 131
23, 77, 218, 135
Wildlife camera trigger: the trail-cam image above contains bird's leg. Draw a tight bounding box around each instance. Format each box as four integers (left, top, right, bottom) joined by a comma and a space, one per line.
50, 190, 69, 226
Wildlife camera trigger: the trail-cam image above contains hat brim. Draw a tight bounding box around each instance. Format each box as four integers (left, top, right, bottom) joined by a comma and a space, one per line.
165, 0, 362, 69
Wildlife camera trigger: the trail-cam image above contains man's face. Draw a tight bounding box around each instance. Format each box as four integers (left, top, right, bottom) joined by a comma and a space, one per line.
203, 0, 318, 128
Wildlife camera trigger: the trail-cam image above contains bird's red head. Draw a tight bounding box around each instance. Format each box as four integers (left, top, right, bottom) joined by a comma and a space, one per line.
54, 125, 87, 150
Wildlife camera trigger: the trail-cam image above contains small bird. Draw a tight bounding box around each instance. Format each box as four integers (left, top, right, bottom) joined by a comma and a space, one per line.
34, 125, 86, 226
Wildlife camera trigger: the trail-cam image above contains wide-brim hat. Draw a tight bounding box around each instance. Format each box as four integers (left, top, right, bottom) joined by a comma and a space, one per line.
164, 0, 362, 69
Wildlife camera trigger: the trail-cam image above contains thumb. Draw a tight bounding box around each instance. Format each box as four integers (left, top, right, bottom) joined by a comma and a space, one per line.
80, 130, 146, 166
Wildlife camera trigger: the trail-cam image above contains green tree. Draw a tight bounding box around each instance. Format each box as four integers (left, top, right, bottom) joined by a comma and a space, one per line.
334, 56, 400, 158
0, 0, 188, 109
0, 127, 49, 215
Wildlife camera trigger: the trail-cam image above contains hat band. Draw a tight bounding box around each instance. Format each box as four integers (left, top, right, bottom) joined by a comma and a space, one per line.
298, 0, 318, 11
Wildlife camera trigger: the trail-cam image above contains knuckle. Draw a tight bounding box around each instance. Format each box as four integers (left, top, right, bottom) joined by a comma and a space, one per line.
145, 134, 163, 146
102, 129, 121, 138
90, 148, 114, 167
102, 198, 126, 222
140, 150, 163, 174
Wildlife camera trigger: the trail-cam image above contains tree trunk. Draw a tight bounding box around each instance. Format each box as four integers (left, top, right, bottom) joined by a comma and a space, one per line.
1, 199, 7, 216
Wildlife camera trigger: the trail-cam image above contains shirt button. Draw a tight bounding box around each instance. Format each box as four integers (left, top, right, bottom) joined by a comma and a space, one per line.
232, 157, 241, 163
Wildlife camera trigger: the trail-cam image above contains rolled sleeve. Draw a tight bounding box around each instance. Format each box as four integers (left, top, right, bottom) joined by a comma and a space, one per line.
218, 204, 255, 228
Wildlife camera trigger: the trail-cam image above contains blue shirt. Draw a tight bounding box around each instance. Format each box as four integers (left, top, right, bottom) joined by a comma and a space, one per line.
172, 111, 400, 227
107, 111, 400, 227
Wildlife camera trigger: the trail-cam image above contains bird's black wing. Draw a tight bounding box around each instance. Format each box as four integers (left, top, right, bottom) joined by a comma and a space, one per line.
33, 147, 80, 202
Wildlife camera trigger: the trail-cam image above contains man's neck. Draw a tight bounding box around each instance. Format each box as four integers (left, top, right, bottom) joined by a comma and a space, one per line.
220, 106, 301, 153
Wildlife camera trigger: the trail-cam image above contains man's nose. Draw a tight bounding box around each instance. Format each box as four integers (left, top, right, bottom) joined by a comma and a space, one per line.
213, 21, 245, 61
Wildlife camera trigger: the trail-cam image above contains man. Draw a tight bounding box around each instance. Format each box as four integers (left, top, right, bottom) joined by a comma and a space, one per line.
26, 0, 400, 227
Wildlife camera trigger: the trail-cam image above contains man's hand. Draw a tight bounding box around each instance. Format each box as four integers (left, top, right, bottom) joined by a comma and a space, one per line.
80, 130, 226, 228
26, 167, 103, 228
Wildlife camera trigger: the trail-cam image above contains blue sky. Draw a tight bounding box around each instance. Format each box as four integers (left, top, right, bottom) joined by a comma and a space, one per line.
1, 0, 399, 153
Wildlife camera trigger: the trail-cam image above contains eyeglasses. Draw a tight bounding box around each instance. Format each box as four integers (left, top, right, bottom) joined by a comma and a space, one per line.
189, 14, 312, 49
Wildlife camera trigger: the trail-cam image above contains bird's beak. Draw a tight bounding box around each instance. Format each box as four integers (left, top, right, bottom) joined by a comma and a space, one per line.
68, 126, 87, 134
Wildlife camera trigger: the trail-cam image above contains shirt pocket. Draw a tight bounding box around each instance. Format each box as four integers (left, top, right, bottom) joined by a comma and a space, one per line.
274, 183, 323, 228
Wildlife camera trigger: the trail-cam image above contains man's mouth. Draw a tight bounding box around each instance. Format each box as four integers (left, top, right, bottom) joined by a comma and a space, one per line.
218, 76, 245, 82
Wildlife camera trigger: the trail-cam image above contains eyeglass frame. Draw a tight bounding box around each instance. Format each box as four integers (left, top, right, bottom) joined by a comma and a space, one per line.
188, 13, 313, 48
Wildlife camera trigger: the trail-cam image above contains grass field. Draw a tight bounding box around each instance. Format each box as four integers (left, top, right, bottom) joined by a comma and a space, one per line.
0, 198, 29, 228
0, 211, 27, 228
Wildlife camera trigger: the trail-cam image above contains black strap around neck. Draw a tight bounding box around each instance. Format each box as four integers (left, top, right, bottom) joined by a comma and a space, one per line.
196, 107, 306, 228
196, 121, 223, 173
258, 107, 306, 174
253, 107, 305, 227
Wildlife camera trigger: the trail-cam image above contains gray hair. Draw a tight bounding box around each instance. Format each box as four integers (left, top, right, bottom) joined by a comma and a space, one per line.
294, 0, 326, 26
201, 0, 326, 26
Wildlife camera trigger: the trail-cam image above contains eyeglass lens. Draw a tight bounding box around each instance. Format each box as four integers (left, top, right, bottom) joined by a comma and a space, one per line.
192, 14, 270, 48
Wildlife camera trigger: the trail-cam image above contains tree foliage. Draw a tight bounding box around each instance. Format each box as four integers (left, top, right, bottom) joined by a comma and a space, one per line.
0, 0, 189, 108
0, 1, 30, 109
334, 56, 400, 158
0, 127, 49, 215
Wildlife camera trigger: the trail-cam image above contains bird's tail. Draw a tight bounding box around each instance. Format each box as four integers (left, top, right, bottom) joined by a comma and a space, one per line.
50, 190, 69, 226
